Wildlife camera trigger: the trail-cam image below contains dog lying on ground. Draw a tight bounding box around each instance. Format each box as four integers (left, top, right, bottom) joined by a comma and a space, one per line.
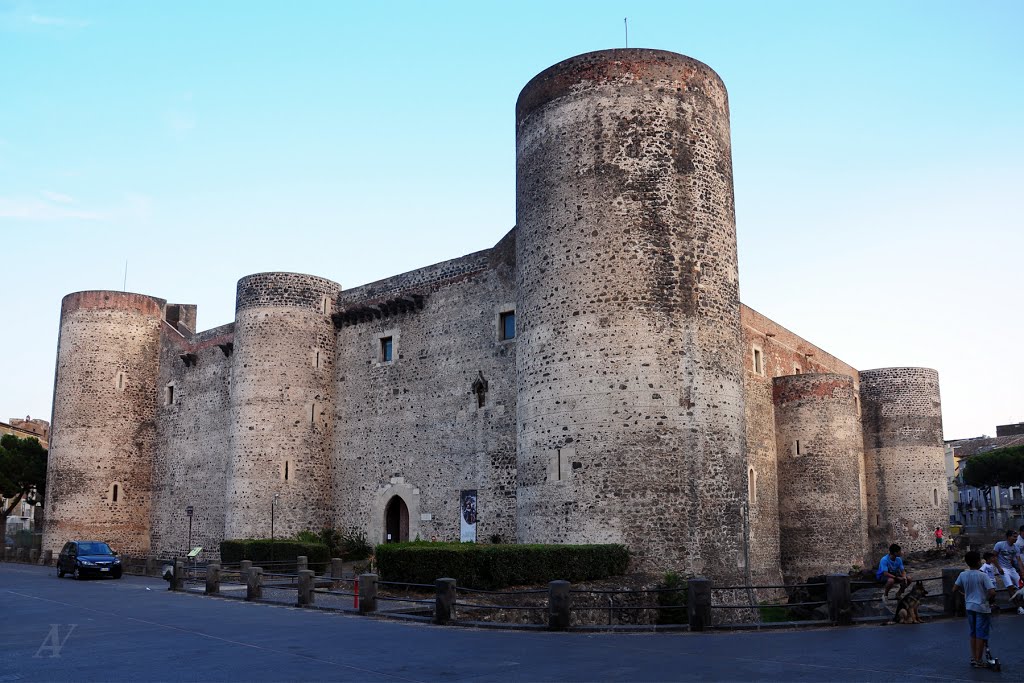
891, 581, 928, 624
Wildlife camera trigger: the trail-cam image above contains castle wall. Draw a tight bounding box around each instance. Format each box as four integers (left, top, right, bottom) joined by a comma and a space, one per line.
860, 367, 947, 554
150, 321, 234, 557
741, 370, 783, 587
773, 373, 867, 581
515, 49, 747, 578
224, 273, 340, 540
42, 291, 164, 555
332, 235, 518, 544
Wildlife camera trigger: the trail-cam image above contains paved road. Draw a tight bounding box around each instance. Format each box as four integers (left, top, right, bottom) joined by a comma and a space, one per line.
1, 563, 1021, 681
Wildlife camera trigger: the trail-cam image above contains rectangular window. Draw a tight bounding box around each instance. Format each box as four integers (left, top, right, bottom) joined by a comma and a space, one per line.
795, 440, 801, 456
500, 311, 516, 341
381, 336, 393, 362
166, 385, 175, 406
752, 348, 763, 375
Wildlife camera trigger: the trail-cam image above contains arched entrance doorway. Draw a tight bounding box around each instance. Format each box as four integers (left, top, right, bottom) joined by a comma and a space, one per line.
384, 495, 409, 543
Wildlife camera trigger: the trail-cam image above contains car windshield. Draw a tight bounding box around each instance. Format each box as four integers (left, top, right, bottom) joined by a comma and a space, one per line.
78, 542, 113, 555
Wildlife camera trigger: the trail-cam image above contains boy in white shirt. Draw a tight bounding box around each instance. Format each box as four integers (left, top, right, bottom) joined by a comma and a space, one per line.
980, 551, 998, 584
954, 550, 997, 668
993, 529, 1024, 614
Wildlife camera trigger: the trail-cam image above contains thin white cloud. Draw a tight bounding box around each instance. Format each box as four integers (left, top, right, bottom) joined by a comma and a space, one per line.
41, 190, 74, 204
0, 193, 152, 222
27, 14, 90, 28
163, 110, 197, 135
0, 197, 104, 220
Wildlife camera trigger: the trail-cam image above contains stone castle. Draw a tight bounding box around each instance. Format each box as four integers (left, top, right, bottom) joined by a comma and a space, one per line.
42, 49, 948, 584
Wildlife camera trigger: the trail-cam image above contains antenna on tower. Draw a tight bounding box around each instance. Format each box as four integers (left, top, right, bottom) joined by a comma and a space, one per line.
624, 17, 628, 48
123, 259, 128, 292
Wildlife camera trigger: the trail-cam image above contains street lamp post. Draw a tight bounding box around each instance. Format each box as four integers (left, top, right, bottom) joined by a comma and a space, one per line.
185, 505, 194, 553
271, 493, 279, 565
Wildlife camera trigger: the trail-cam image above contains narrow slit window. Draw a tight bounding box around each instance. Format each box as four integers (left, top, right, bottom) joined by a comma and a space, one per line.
748, 468, 757, 503
752, 348, 763, 375
116, 372, 124, 391
285, 461, 290, 481
794, 440, 801, 456
166, 385, 175, 406
321, 297, 330, 315
500, 311, 516, 341
933, 488, 938, 506
112, 484, 119, 503
381, 336, 393, 362
315, 350, 320, 369
311, 403, 316, 424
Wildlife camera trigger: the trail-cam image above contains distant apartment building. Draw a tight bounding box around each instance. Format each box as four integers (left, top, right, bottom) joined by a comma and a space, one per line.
1, 416, 49, 538
947, 423, 1024, 528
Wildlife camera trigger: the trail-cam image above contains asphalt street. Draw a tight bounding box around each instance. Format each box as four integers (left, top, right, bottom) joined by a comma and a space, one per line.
2, 562, 1021, 682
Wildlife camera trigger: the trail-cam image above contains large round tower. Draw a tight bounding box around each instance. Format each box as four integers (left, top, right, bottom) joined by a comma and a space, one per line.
514, 49, 747, 577
42, 291, 164, 555
773, 373, 867, 581
860, 367, 947, 554
224, 273, 340, 540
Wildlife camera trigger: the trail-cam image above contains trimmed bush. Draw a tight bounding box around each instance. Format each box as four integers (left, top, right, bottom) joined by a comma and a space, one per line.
375, 542, 629, 589
220, 539, 330, 572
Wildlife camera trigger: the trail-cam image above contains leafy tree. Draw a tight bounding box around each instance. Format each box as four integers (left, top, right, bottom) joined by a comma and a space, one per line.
0, 434, 48, 535
961, 446, 1024, 507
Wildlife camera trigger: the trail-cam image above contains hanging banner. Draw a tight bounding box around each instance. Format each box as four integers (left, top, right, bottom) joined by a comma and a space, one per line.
460, 490, 477, 543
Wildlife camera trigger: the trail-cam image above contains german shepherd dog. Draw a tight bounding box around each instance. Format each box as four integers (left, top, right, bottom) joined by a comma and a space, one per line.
892, 581, 928, 624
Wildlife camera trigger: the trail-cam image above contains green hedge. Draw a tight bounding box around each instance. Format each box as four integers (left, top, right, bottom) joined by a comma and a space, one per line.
220, 539, 330, 572
375, 542, 630, 589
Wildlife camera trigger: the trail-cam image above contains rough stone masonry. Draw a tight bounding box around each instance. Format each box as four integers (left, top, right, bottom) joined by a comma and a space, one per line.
42, 49, 948, 585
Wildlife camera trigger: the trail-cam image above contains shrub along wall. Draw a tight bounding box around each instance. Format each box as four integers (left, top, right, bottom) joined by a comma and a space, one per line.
220, 540, 330, 572
375, 542, 630, 589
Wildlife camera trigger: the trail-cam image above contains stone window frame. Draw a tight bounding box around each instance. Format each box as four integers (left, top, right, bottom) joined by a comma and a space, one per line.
164, 382, 176, 406
114, 370, 127, 392
108, 481, 124, 505
281, 459, 295, 482
496, 303, 516, 343
320, 295, 332, 316
548, 447, 575, 483
793, 364, 802, 375
751, 345, 764, 376
748, 467, 757, 504
376, 328, 399, 366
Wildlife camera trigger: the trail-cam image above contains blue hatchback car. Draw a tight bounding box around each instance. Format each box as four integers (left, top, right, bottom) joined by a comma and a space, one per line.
57, 540, 123, 579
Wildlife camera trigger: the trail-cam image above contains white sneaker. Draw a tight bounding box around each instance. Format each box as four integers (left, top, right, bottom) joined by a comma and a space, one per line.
1016, 606, 1024, 615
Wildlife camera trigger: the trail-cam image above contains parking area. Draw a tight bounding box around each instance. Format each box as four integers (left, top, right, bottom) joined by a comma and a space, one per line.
2, 562, 1022, 681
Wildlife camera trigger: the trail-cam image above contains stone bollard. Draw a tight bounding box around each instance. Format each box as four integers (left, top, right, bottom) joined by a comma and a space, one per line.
246, 566, 263, 601
826, 574, 852, 625
206, 563, 221, 595
3, 547, 12, 562
943, 567, 964, 617
29, 549, 40, 564
358, 573, 378, 614
687, 577, 712, 631
434, 578, 457, 624
548, 580, 571, 630
16, 547, 27, 562
146, 556, 156, 576
240, 560, 252, 584
171, 560, 185, 591
330, 558, 344, 588
42, 549, 52, 566
297, 569, 315, 607
296, 555, 308, 573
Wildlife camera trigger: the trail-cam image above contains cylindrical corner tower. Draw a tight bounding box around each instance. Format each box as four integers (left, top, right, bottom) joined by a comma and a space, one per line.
42, 291, 165, 555
224, 272, 340, 540
860, 367, 946, 554
514, 49, 747, 578
773, 373, 867, 581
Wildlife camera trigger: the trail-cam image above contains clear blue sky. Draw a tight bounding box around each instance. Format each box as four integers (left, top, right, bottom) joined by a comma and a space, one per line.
1, 0, 1021, 440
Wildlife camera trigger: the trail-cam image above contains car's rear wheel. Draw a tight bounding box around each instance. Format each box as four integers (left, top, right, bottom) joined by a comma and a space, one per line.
74, 567, 84, 580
